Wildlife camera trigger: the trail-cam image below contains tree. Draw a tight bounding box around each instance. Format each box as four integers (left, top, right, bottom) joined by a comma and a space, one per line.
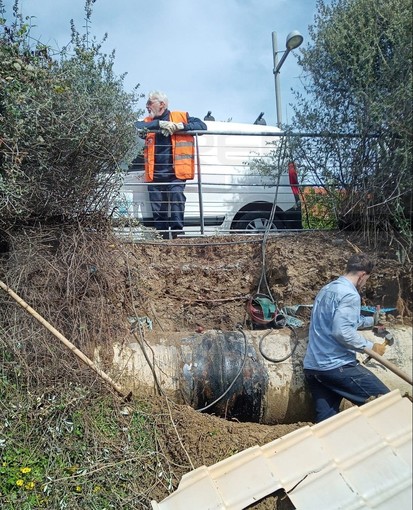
0, 0, 141, 233
291, 0, 412, 249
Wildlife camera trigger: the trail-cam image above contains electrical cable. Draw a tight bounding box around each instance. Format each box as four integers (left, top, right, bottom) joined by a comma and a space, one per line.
132, 327, 163, 396
124, 250, 165, 396
256, 136, 290, 301
196, 327, 249, 412
258, 324, 299, 363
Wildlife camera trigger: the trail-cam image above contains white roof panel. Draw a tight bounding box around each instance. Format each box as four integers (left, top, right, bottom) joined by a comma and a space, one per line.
151, 390, 412, 510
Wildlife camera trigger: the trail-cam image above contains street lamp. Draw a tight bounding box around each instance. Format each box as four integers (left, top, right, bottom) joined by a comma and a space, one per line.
272, 30, 304, 127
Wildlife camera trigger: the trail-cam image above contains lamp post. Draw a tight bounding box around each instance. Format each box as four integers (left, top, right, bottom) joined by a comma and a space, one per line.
272, 30, 304, 128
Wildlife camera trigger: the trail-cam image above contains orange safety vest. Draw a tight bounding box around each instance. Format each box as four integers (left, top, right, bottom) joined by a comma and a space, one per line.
144, 111, 195, 182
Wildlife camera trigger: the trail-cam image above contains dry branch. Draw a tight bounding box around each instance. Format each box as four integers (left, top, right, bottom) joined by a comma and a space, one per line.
0, 279, 129, 398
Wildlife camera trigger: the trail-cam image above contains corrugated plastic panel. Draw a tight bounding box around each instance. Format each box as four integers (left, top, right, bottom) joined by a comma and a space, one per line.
151, 390, 412, 510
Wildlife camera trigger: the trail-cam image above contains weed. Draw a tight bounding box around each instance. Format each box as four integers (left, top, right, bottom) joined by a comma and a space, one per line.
0, 370, 163, 509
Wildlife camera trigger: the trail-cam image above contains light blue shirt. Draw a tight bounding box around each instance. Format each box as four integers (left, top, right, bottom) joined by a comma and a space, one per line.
303, 276, 374, 371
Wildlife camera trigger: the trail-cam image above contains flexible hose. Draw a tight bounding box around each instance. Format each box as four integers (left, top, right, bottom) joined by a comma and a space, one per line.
196, 327, 248, 412
258, 324, 299, 363
257, 136, 290, 302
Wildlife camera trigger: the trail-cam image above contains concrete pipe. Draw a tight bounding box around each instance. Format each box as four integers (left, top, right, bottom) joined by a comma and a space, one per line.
108, 326, 412, 424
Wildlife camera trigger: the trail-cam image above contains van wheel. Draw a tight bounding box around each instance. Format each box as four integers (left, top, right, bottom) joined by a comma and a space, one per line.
232, 211, 284, 232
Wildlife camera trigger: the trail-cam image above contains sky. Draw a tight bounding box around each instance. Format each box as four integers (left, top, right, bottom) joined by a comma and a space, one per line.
2, 0, 322, 126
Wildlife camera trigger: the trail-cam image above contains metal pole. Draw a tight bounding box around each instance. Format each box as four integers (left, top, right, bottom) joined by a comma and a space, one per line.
273, 32, 293, 129
272, 32, 282, 128
194, 133, 205, 235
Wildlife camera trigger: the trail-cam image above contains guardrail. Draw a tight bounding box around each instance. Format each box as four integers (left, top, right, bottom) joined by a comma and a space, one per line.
115, 129, 331, 238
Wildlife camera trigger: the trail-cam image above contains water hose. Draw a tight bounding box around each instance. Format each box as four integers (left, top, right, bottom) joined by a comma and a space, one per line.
258, 324, 299, 363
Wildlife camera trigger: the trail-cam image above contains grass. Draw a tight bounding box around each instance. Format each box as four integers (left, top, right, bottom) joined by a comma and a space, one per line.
0, 371, 164, 509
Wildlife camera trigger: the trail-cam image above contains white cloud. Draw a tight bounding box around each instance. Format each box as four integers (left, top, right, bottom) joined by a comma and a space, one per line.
3, 0, 321, 125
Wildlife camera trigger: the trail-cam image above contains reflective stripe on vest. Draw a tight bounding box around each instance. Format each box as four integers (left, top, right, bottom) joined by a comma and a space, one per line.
144, 111, 195, 182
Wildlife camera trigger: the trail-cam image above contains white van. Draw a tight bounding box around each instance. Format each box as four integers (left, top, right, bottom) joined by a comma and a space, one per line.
116, 121, 302, 235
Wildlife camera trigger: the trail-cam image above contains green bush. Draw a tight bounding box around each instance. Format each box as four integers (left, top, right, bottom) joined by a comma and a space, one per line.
0, 0, 141, 231
292, 0, 413, 248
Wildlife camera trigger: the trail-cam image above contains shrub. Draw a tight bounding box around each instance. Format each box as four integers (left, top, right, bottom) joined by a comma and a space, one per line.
0, 0, 141, 232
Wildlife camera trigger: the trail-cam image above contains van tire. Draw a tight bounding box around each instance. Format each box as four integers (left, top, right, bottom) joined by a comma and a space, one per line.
232, 211, 285, 232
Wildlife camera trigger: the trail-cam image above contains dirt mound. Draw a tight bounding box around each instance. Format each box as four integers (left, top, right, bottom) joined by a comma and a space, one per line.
144, 395, 309, 508
125, 231, 411, 337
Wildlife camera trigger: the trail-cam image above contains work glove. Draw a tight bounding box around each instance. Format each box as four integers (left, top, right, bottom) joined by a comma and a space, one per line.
372, 342, 386, 356
159, 121, 185, 136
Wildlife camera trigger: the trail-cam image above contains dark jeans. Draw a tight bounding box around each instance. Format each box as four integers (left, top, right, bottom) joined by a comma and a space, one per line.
304, 362, 390, 423
148, 182, 186, 234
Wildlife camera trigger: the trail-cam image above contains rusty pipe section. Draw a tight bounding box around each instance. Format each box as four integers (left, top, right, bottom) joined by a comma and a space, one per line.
179, 329, 269, 421
108, 327, 412, 424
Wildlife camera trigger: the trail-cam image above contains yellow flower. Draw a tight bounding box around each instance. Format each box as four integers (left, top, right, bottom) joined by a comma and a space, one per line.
20, 467, 32, 474
16, 479, 24, 487
25, 481, 35, 490
93, 485, 102, 493
75, 485, 82, 492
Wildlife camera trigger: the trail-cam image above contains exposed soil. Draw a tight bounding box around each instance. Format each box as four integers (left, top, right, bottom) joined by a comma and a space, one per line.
146, 395, 309, 509
118, 230, 412, 507
125, 231, 411, 335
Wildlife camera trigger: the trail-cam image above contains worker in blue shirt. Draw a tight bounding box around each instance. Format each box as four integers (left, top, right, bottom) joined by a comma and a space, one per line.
303, 253, 390, 422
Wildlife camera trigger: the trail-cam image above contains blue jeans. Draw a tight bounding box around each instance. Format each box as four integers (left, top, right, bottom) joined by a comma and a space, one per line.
304, 362, 390, 423
149, 182, 186, 233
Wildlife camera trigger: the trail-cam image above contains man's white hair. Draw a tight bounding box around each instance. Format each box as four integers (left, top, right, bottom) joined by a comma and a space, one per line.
147, 90, 169, 107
